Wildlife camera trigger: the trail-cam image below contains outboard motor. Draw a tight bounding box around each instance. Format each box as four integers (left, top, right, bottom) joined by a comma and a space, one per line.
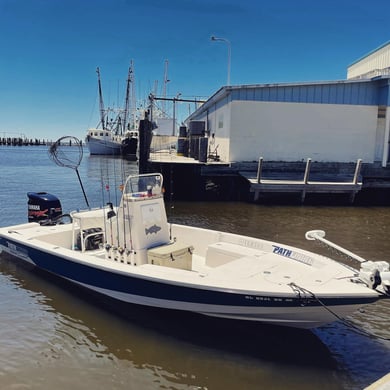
27, 192, 62, 224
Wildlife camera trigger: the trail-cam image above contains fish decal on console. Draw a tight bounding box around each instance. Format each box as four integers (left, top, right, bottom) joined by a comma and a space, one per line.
145, 224, 161, 235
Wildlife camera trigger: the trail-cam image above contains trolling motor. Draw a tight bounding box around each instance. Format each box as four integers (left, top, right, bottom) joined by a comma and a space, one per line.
359, 261, 390, 291
306, 230, 390, 295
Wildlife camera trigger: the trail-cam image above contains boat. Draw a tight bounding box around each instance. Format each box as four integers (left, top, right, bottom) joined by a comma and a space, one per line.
120, 129, 139, 161
0, 172, 389, 329
85, 64, 138, 156
86, 128, 125, 155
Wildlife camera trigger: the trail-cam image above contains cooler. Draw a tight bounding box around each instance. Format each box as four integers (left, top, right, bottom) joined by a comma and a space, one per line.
147, 241, 194, 270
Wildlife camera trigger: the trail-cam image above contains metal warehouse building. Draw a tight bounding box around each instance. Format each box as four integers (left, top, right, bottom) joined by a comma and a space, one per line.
186, 42, 390, 167
347, 41, 390, 80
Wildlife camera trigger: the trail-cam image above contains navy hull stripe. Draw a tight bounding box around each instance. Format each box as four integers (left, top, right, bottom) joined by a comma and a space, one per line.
0, 238, 378, 309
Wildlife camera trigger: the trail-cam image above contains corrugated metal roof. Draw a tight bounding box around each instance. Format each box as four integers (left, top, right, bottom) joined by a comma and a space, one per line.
231, 82, 378, 105
187, 78, 390, 122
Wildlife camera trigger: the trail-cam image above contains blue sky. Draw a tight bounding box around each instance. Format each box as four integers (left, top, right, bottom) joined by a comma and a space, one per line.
1, 0, 389, 141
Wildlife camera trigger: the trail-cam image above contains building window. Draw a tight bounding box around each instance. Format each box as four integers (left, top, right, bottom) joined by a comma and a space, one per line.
218, 114, 224, 129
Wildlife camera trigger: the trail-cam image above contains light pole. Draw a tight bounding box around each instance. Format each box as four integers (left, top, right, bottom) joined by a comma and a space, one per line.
172, 92, 181, 136
211, 35, 231, 86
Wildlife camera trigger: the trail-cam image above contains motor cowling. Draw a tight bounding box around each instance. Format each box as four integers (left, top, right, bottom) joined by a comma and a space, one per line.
27, 192, 62, 224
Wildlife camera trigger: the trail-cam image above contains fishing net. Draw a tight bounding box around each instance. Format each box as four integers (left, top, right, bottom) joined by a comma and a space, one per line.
49, 136, 83, 169
48, 136, 90, 207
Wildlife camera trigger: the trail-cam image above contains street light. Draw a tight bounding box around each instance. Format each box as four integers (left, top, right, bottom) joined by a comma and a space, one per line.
173, 92, 181, 136
211, 35, 231, 86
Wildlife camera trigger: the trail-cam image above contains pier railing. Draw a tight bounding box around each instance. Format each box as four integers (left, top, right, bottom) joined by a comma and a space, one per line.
251, 157, 363, 203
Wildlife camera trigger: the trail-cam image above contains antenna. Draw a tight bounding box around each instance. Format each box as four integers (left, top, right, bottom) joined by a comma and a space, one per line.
162, 60, 169, 117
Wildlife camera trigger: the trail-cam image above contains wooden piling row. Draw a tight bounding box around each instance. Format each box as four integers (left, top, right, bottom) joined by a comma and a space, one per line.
0, 137, 48, 146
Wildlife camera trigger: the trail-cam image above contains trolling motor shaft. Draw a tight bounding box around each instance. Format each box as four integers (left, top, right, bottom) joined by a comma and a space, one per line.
306, 230, 390, 295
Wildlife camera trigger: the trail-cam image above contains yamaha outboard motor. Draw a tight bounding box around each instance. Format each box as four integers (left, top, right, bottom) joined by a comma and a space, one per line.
27, 192, 62, 224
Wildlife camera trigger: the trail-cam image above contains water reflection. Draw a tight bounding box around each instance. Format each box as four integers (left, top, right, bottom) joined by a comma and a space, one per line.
314, 318, 390, 389
0, 147, 389, 389
0, 255, 346, 390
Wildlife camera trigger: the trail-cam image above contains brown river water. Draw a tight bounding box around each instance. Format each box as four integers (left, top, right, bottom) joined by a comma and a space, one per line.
0, 146, 389, 389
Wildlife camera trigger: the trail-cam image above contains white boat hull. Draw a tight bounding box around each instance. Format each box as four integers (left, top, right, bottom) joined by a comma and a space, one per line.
87, 139, 121, 155
85, 128, 135, 156
85, 131, 138, 157
85, 134, 122, 155
0, 221, 383, 329
0, 173, 387, 329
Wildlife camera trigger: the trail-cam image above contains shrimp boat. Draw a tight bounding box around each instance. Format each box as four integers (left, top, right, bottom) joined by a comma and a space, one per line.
85, 64, 138, 156
0, 173, 389, 329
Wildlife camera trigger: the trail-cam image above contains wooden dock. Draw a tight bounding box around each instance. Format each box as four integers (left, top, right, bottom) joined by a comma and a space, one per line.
138, 119, 386, 204
145, 150, 364, 203
242, 157, 363, 203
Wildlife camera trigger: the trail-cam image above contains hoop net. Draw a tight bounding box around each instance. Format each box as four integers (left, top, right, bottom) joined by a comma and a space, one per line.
49, 136, 83, 169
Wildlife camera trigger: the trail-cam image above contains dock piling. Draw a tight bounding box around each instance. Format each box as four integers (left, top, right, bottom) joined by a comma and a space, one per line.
256, 157, 263, 184
303, 158, 312, 184
248, 157, 363, 204
301, 158, 312, 202
353, 158, 362, 184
